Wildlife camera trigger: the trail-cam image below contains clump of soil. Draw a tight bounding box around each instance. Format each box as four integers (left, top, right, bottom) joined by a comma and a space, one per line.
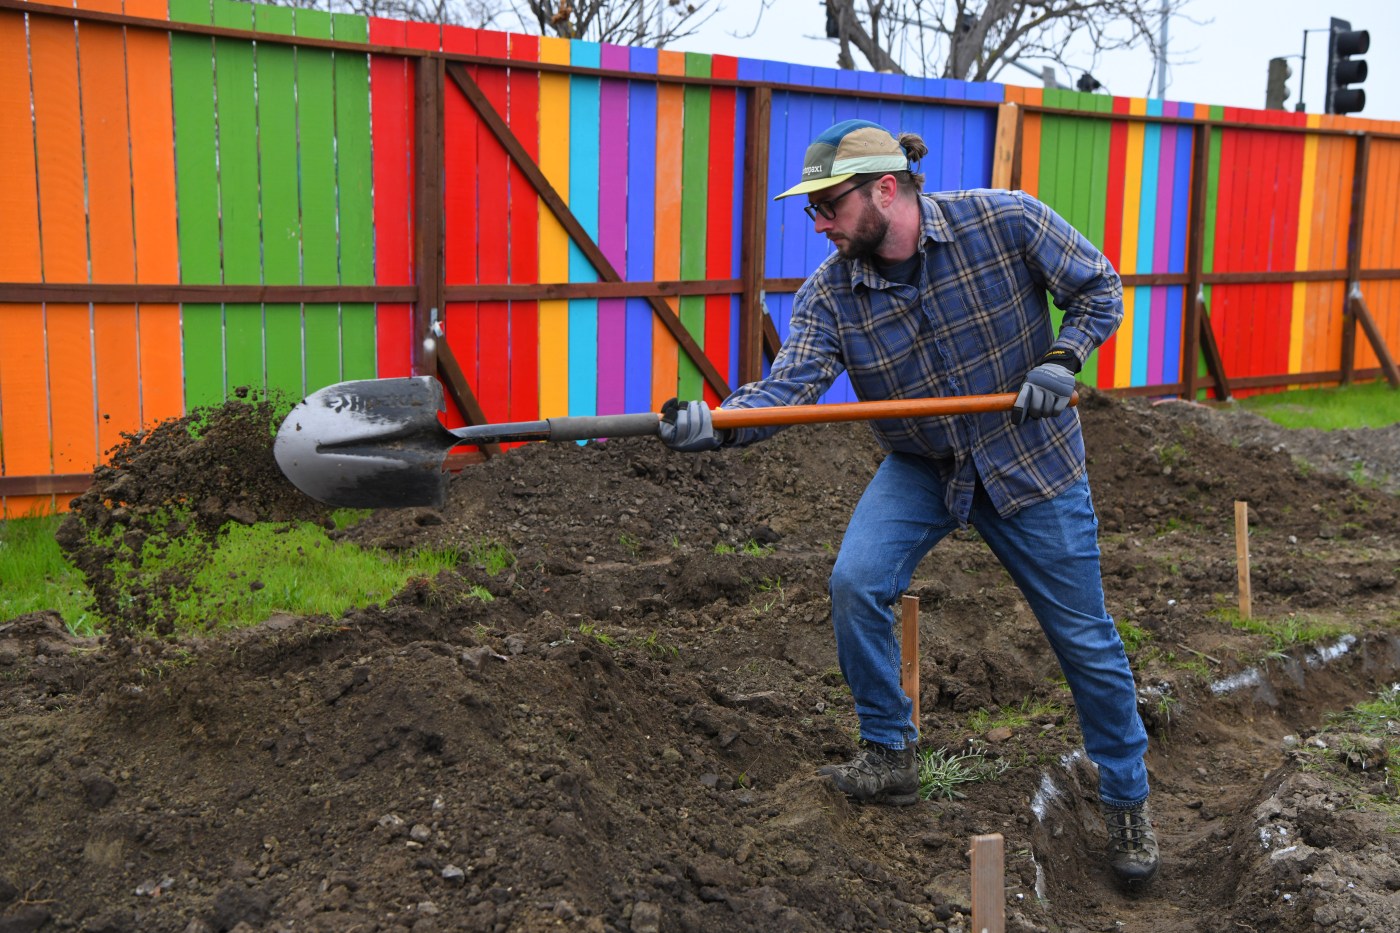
3, 387, 1400, 933
55, 389, 333, 635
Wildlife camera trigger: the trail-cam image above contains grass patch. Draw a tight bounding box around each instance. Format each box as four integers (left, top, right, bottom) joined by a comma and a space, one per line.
1296, 685, 1400, 813
3, 513, 462, 637
1218, 608, 1350, 656
1239, 380, 1400, 430
967, 697, 1067, 735
1116, 619, 1153, 653
159, 522, 460, 631
917, 746, 1009, 800
0, 515, 99, 635
714, 539, 773, 557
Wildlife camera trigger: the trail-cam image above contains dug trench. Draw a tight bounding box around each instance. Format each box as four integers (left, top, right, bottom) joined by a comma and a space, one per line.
2, 388, 1400, 932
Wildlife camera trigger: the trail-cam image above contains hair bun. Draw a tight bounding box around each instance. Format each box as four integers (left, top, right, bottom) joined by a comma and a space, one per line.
897, 133, 929, 164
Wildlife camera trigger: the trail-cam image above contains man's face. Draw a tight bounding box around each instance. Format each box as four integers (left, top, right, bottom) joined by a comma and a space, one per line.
808, 178, 890, 261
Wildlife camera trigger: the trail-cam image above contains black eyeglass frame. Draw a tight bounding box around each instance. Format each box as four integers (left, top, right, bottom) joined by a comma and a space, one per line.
803, 176, 880, 222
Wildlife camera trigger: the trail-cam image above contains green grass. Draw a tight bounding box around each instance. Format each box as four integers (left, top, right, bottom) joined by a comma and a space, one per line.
1215, 606, 1350, 657
1116, 619, 1153, 653
1239, 380, 1400, 430
967, 697, 1067, 734
140, 521, 461, 632
2, 513, 462, 637
0, 515, 99, 634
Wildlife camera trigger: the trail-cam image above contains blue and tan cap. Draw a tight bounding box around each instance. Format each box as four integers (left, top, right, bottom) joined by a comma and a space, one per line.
773, 119, 910, 200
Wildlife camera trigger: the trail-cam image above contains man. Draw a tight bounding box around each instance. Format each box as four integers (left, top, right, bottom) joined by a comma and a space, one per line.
657, 119, 1157, 892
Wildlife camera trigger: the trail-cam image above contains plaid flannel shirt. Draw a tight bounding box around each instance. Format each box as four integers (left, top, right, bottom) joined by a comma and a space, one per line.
724, 189, 1124, 522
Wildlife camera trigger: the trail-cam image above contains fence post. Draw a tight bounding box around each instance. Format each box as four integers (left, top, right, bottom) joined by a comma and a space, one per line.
1181, 121, 1211, 400
1341, 133, 1372, 386
413, 55, 445, 378
739, 86, 772, 386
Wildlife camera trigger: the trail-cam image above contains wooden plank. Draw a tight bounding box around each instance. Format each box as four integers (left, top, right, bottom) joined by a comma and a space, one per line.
596, 43, 630, 416
412, 53, 444, 379
294, 7, 341, 394
76, 10, 141, 458
1019, 87, 1042, 198
475, 31, 511, 423
739, 84, 771, 385
625, 46, 658, 413
901, 595, 920, 733
969, 834, 1005, 933
123, 0, 182, 432
704, 56, 738, 408
1235, 501, 1252, 619
369, 16, 414, 379
567, 39, 602, 418
1098, 96, 1130, 390
508, 31, 542, 425
991, 102, 1018, 189
678, 52, 711, 402
212, 0, 263, 398
1147, 102, 1178, 387
0, 8, 48, 517
31, 8, 98, 483
648, 49, 687, 407
440, 23, 479, 429
1182, 123, 1209, 401
332, 13, 375, 382
537, 35, 571, 418
1290, 122, 1320, 379
255, 2, 305, 402
1351, 291, 1400, 387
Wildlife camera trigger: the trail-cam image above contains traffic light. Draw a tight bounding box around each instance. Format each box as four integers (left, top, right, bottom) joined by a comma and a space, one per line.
1265, 57, 1291, 110
1325, 17, 1369, 115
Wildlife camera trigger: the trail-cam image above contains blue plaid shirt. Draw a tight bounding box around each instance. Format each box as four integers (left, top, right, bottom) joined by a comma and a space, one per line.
724, 189, 1124, 521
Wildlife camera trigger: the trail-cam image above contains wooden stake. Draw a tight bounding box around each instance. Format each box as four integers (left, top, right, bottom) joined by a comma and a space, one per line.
901, 594, 920, 733
970, 833, 1005, 933
1235, 500, 1252, 620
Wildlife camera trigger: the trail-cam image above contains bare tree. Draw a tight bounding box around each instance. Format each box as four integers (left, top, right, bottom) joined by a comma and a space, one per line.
823, 0, 1195, 91
509, 0, 721, 46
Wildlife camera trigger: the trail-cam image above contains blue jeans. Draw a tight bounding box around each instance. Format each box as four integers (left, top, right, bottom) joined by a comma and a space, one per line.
829, 452, 1150, 808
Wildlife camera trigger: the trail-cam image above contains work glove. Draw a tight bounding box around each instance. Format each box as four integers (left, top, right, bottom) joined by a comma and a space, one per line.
658, 398, 726, 452
1012, 362, 1076, 425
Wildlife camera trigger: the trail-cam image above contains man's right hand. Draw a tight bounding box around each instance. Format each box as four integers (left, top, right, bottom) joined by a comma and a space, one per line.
658, 398, 726, 452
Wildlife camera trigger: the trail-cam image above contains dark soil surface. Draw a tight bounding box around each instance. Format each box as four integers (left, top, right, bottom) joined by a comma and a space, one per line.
4, 388, 1400, 933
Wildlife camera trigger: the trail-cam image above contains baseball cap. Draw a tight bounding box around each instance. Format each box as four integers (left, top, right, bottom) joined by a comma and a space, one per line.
773, 119, 911, 200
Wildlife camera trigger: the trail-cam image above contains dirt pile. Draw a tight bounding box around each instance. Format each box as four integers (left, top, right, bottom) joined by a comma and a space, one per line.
3, 388, 1400, 933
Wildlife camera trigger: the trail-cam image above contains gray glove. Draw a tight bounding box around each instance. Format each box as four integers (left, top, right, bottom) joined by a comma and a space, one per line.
1012, 362, 1076, 425
658, 398, 725, 452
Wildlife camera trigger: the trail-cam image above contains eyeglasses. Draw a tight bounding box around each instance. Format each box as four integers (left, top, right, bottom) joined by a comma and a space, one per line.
803, 176, 878, 222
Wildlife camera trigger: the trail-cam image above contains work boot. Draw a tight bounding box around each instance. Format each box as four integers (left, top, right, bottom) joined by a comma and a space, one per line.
1102, 802, 1160, 891
817, 741, 919, 806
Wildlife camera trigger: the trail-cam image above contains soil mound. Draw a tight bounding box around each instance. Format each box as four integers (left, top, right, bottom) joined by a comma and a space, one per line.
4, 388, 1400, 932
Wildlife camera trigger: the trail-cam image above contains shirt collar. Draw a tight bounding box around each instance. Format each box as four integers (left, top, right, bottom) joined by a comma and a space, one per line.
845, 193, 954, 290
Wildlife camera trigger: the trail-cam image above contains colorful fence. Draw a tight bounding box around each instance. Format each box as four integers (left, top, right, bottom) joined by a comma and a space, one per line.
1, 0, 1398, 518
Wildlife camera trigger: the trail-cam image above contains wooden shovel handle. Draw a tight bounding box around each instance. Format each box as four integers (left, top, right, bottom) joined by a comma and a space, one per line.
710, 391, 1078, 430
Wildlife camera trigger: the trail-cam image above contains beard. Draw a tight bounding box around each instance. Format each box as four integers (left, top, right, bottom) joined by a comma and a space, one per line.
831, 195, 889, 261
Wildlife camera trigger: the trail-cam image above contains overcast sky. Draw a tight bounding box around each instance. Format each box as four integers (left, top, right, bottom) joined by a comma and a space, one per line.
669, 0, 1400, 123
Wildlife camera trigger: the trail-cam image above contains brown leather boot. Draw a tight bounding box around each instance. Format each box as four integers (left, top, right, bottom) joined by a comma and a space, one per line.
1102, 802, 1160, 891
817, 741, 919, 806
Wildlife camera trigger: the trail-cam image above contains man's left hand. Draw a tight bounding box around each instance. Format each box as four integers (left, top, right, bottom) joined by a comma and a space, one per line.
1012, 363, 1076, 424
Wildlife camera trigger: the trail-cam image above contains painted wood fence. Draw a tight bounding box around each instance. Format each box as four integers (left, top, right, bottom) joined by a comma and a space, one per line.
1, 0, 1398, 518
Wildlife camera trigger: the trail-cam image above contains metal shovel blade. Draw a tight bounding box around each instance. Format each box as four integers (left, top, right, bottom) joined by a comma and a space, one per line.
275, 376, 459, 509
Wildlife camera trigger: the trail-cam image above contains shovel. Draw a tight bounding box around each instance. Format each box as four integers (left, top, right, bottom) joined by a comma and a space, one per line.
274, 376, 1076, 509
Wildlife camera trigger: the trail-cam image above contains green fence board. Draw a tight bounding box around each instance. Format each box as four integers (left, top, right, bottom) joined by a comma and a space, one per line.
211, 0, 262, 395
295, 7, 342, 393
332, 12, 375, 381
677, 53, 711, 400
169, 0, 223, 407
254, 2, 303, 401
